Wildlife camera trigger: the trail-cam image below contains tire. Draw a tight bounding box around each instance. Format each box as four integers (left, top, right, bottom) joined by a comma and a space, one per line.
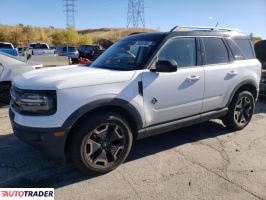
70, 112, 133, 175
222, 91, 255, 131
0, 83, 11, 106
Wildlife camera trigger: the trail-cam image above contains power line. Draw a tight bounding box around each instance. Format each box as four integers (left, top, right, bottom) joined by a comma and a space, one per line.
63, 0, 77, 28
127, 0, 145, 28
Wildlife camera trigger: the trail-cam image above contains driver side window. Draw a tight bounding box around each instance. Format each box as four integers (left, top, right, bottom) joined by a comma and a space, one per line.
158, 38, 197, 68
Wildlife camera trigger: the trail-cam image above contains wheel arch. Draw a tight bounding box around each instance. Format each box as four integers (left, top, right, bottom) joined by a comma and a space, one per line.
64, 98, 143, 155
0, 81, 12, 86
227, 80, 258, 106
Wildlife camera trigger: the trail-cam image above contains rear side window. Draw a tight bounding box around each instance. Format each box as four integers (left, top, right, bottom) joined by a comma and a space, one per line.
85, 46, 92, 52
158, 37, 197, 68
233, 39, 255, 59
202, 38, 229, 65
93, 46, 100, 50
0, 43, 12, 48
30, 44, 48, 49
78, 46, 84, 51
68, 47, 76, 52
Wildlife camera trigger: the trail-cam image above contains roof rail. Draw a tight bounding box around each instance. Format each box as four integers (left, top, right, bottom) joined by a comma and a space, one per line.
170, 26, 240, 32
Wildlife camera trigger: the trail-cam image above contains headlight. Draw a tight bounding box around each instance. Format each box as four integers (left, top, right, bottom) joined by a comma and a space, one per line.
11, 87, 57, 115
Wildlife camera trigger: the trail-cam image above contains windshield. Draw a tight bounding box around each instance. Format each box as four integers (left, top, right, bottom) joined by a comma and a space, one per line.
30, 44, 49, 49
91, 39, 158, 70
68, 47, 77, 52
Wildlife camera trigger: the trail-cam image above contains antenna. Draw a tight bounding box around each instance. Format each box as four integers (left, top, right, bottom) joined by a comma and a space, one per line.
127, 0, 145, 28
63, 0, 77, 28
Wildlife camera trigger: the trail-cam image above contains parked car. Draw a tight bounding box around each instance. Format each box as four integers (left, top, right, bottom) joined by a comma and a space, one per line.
29, 43, 55, 55
259, 61, 266, 96
254, 40, 266, 96
0, 52, 43, 106
0, 42, 18, 56
10, 26, 261, 175
55, 46, 79, 64
17, 47, 26, 56
98, 39, 114, 49
78, 45, 104, 61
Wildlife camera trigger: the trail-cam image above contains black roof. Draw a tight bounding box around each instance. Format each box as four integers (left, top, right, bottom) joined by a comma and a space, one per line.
123, 29, 249, 41
124, 32, 168, 41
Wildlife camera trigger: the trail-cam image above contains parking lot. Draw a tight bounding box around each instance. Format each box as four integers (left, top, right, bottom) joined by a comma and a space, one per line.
0, 99, 265, 200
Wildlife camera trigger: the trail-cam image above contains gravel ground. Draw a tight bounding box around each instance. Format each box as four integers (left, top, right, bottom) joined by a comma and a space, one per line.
0, 100, 266, 200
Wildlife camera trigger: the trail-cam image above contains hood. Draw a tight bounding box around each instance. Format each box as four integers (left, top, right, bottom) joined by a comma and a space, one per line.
13, 65, 136, 90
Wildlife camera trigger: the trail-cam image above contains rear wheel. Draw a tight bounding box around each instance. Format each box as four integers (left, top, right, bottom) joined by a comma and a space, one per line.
223, 91, 255, 130
70, 112, 133, 175
0, 83, 11, 106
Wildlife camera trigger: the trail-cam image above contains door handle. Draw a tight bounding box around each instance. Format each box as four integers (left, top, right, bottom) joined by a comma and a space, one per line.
228, 70, 238, 75
187, 75, 201, 82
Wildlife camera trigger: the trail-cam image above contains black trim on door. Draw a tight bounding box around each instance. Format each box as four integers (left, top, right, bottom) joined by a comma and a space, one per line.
137, 107, 228, 139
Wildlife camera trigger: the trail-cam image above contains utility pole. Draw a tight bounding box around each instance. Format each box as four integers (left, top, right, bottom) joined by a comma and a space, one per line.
63, 0, 77, 28
127, 0, 145, 28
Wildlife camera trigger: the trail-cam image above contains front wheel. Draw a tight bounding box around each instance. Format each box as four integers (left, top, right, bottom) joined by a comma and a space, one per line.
223, 91, 255, 131
70, 112, 133, 175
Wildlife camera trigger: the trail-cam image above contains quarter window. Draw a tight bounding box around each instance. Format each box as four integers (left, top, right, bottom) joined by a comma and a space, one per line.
202, 38, 229, 65
158, 38, 197, 68
233, 39, 255, 59
226, 39, 244, 60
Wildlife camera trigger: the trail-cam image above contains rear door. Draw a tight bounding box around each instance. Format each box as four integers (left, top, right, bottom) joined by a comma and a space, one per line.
201, 37, 242, 112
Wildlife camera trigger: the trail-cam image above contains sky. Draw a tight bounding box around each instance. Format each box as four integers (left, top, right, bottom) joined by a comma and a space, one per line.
0, 0, 265, 39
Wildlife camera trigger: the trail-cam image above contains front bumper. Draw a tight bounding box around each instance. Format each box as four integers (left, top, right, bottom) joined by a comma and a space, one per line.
9, 109, 68, 162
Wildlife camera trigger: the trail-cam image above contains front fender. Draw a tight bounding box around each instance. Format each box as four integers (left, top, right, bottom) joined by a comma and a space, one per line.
62, 98, 144, 131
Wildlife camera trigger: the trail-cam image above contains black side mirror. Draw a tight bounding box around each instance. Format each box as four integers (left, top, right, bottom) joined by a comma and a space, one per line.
152, 59, 178, 73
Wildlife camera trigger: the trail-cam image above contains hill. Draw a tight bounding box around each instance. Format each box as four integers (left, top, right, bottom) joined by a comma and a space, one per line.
0, 24, 156, 47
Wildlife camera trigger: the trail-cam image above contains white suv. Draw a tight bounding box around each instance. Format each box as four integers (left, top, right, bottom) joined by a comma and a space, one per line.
9, 26, 261, 174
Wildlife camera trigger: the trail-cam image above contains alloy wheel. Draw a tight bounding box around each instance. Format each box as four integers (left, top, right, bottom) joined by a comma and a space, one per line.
82, 123, 126, 169
234, 96, 253, 126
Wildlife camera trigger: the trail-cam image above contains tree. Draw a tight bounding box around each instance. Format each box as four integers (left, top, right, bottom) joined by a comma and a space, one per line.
8, 25, 21, 46
64, 27, 79, 45
39, 28, 47, 41
77, 34, 92, 46
22, 25, 36, 44
0, 30, 6, 42
51, 30, 66, 46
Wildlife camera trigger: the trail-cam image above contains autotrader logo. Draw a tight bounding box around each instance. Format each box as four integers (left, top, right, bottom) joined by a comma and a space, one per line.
0, 188, 54, 200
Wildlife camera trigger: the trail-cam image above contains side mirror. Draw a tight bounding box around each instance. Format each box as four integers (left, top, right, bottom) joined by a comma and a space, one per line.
152, 59, 178, 73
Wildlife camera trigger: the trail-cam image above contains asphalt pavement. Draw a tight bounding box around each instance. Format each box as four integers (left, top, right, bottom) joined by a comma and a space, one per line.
0, 99, 266, 200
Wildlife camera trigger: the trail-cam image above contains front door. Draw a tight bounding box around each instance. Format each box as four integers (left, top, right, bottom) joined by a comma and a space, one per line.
142, 37, 204, 127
